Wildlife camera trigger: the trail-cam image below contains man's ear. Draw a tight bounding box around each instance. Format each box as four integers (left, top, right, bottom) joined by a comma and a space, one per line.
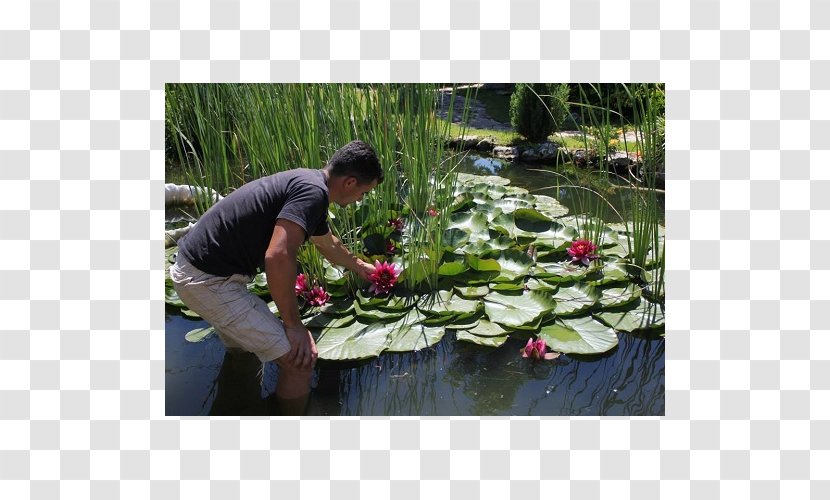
343, 176, 358, 188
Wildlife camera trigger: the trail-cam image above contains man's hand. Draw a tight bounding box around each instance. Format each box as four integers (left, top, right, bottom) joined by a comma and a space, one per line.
284, 325, 318, 369
355, 259, 375, 282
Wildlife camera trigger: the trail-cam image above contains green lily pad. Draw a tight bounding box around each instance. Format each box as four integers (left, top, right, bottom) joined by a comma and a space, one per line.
490, 249, 534, 280
385, 309, 446, 352
442, 228, 470, 249
594, 298, 665, 332
598, 283, 642, 309
185, 326, 215, 343
466, 254, 501, 273
315, 319, 393, 361
354, 300, 408, 321
417, 290, 482, 316
455, 329, 509, 347
535, 261, 590, 283
483, 291, 557, 329
464, 318, 511, 337
306, 313, 356, 331
551, 284, 598, 316
453, 285, 490, 298
538, 316, 618, 355
447, 211, 490, 241
438, 259, 469, 276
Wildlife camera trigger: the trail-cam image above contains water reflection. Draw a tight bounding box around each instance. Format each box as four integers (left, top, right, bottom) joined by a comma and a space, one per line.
166, 309, 664, 416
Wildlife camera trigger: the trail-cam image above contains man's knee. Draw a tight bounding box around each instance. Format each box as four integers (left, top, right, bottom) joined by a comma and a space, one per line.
275, 358, 314, 380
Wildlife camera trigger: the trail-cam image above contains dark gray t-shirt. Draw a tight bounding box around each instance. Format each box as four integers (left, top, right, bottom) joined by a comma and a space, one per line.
178, 169, 330, 277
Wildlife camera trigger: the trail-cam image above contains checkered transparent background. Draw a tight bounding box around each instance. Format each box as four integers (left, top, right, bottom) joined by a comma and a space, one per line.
2, 0, 829, 498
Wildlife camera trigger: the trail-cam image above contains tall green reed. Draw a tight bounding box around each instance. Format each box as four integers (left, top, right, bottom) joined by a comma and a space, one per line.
165, 83, 472, 296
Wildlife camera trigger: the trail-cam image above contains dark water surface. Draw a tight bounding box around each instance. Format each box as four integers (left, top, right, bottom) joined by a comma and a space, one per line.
165, 155, 665, 416
166, 307, 664, 416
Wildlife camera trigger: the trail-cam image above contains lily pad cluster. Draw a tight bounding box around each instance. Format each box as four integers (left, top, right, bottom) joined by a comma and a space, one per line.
165, 173, 664, 360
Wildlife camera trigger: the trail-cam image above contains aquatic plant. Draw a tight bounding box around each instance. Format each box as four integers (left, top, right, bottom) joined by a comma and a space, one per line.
367, 260, 402, 296
567, 239, 599, 265
521, 337, 559, 360
304, 286, 331, 307
164, 84, 665, 362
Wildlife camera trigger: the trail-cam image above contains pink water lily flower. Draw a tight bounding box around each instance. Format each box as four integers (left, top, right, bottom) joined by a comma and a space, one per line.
367, 260, 402, 296
388, 217, 404, 232
385, 240, 397, 255
567, 239, 599, 266
295, 273, 308, 296
521, 337, 558, 361
427, 207, 439, 217
304, 286, 330, 307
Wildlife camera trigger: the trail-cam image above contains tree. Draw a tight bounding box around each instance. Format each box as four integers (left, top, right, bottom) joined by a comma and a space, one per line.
509, 83, 571, 143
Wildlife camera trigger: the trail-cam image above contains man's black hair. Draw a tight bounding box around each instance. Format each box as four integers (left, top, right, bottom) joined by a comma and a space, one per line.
325, 140, 384, 184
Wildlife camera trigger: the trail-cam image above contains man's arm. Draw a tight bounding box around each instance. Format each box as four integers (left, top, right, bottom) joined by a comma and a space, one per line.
265, 219, 316, 368
310, 231, 375, 281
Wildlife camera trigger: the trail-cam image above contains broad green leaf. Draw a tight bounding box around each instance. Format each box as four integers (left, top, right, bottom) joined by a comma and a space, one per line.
438, 260, 469, 276
491, 198, 533, 214
455, 329, 509, 347
491, 249, 534, 280
181, 308, 202, 318
165, 287, 185, 307
490, 212, 516, 238
324, 264, 348, 285
423, 314, 458, 326
447, 211, 490, 241
185, 326, 215, 343
533, 194, 569, 218
453, 285, 490, 298
538, 316, 618, 355
551, 284, 597, 316
535, 261, 590, 283
317, 298, 355, 316
514, 208, 553, 233
483, 291, 557, 329
587, 260, 629, 285
464, 318, 510, 337
354, 300, 407, 321
466, 254, 501, 272
417, 290, 482, 316
355, 289, 391, 308
598, 283, 642, 309
442, 228, 470, 249
385, 309, 445, 352
457, 173, 511, 187
525, 278, 557, 293
315, 320, 393, 361
306, 313, 355, 332
489, 281, 525, 291
594, 299, 665, 332
460, 236, 515, 255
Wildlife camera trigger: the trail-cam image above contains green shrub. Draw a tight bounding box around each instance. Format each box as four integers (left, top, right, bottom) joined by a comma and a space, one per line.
509, 83, 571, 142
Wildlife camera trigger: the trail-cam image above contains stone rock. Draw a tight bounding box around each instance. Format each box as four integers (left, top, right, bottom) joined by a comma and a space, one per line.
492, 146, 519, 161
608, 151, 634, 169
448, 135, 480, 149
476, 138, 495, 151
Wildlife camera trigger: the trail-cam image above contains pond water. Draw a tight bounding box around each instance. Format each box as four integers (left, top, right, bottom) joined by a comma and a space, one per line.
454, 154, 665, 224
166, 306, 664, 416
165, 156, 665, 416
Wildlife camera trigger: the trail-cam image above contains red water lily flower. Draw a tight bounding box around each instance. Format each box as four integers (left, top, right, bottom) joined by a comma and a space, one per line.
388, 217, 404, 232
295, 273, 308, 296
385, 240, 397, 255
304, 286, 330, 307
567, 239, 599, 266
367, 260, 402, 296
427, 207, 439, 217
521, 337, 558, 360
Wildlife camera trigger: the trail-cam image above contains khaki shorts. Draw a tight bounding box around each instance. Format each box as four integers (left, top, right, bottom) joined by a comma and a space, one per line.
169, 253, 291, 362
